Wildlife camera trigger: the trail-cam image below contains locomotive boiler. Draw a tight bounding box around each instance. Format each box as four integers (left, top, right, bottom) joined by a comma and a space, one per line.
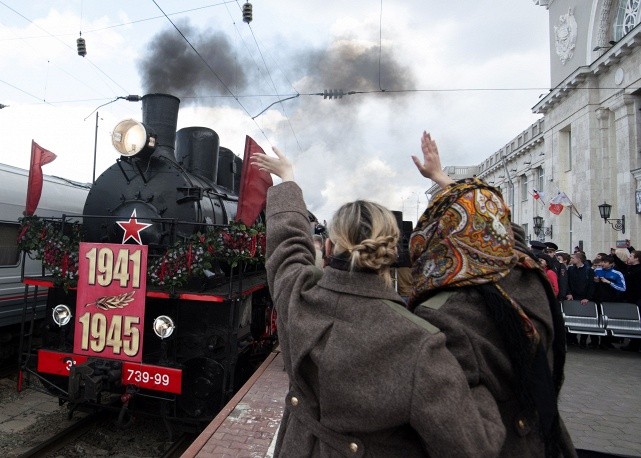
18, 93, 277, 433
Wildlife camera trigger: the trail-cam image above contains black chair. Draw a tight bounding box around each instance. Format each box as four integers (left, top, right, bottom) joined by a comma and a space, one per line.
600, 302, 641, 338
560, 301, 607, 336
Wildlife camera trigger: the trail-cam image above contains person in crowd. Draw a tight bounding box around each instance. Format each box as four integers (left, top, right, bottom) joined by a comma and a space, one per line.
544, 243, 566, 301
408, 131, 576, 457
555, 251, 570, 301
613, 248, 629, 274
395, 266, 413, 304
625, 239, 636, 253
566, 252, 596, 348
580, 251, 592, 269
253, 146, 505, 457
537, 253, 560, 297
530, 240, 546, 256
312, 234, 325, 269
622, 250, 641, 352
594, 254, 626, 302
593, 254, 626, 350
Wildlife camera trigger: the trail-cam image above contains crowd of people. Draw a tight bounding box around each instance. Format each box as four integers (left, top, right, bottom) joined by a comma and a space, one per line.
247, 129, 641, 455
529, 239, 641, 351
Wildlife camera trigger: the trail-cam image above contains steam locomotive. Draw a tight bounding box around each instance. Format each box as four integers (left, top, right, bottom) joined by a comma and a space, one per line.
18, 93, 285, 433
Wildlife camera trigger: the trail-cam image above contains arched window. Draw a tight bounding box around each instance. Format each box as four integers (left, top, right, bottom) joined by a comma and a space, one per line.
614, 0, 641, 42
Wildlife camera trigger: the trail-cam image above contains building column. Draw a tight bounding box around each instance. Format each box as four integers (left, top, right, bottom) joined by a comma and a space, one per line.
609, 94, 636, 242
595, 107, 611, 251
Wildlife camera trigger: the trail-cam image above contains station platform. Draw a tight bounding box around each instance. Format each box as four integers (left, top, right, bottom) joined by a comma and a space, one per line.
182, 344, 641, 458
181, 349, 287, 458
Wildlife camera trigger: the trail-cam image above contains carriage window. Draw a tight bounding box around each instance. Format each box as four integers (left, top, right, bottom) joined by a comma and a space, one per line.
0, 223, 20, 266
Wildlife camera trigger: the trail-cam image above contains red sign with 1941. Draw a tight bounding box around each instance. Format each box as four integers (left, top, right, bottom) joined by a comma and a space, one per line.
74, 243, 148, 362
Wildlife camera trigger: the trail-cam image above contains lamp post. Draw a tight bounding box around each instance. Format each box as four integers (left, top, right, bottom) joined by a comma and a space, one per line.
533, 216, 553, 242
597, 201, 625, 234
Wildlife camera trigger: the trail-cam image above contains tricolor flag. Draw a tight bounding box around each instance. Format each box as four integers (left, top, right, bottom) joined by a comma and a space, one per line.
549, 192, 572, 215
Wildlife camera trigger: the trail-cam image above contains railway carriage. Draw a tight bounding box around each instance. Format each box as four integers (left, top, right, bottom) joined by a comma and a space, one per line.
0, 163, 89, 360
18, 93, 284, 433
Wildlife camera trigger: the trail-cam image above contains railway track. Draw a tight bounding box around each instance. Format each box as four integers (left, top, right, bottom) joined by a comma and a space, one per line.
12, 405, 197, 458
17, 412, 102, 457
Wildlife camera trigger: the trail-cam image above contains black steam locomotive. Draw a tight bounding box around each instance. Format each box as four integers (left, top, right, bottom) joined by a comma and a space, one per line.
18, 93, 282, 433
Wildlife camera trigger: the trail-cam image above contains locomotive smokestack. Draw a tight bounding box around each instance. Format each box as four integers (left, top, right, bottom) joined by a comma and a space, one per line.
141, 93, 180, 156
175, 127, 220, 184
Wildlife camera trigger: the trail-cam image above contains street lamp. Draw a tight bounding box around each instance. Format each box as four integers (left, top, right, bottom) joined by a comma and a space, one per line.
533, 216, 553, 241
597, 201, 625, 234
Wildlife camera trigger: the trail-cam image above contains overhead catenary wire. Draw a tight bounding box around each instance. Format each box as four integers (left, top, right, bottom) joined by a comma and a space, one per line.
0, 0, 239, 41
0, 0, 129, 96
240, 5, 303, 153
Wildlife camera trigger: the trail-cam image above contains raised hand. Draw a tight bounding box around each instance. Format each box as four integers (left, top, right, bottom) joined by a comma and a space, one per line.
411, 131, 454, 189
251, 146, 294, 182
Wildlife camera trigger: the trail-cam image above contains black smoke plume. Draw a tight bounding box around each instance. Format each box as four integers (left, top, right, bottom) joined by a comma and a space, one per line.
138, 20, 251, 97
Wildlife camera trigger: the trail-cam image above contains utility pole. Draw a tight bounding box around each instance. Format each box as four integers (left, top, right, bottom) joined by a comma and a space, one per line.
92, 111, 99, 184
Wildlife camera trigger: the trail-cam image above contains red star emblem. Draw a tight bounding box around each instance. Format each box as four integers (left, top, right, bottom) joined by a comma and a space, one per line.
116, 209, 152, 245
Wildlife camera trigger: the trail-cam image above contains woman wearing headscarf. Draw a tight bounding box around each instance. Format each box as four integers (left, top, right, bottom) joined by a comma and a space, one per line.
408, 132, 576, 457
252, 146, 505, 457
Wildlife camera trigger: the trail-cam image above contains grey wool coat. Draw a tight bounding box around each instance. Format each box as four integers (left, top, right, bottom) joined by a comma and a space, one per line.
265, 181, 507, 458
414, 267, 577, 457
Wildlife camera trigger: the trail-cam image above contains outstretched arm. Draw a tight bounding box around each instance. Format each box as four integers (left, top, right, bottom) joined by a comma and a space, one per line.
411, 131, 454, 189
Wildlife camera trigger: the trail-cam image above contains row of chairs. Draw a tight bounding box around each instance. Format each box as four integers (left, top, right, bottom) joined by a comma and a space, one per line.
561, 301, 641, 338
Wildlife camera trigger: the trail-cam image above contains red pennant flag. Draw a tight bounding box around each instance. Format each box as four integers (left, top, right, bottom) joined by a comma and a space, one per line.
25, 140, 57, 216
235, 136, 273, 226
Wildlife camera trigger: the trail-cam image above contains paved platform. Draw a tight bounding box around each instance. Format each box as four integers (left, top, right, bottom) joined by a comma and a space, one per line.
559, 345, 641, 457
184, 344, 641, 458
182, 350, 287, 458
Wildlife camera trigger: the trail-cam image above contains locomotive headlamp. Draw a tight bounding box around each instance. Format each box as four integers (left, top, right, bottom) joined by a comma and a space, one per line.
112, 119, 156, 156
52, 304, 72, 327
153, 315, 175, 339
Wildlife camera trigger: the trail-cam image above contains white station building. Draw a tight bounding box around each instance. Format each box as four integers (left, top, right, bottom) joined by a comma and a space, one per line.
428, 0, 641, 256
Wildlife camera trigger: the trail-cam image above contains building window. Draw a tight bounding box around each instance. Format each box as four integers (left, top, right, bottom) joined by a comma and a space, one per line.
520, 175, 528, 201
614, 0, 641, 41
0, 223, 19, 266
537, 167, 545, 193
560, 126, 572, 172
507, 182, 514, 209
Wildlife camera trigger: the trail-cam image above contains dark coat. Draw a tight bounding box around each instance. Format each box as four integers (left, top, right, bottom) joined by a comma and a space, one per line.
625, 264, 641, 305
265, 182, 505, 457
413, 268, 576, 457
567, 264, 595, 301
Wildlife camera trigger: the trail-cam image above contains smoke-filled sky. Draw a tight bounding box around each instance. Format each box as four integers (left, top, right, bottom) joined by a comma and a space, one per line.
0, 1, 550, 224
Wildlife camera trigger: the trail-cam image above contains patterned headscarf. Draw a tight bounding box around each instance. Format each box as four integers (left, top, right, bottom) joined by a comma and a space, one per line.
408, 178, 540, 344
409, 178, 518, 295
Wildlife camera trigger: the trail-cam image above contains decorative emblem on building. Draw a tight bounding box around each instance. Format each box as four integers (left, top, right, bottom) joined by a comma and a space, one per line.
554, 7, 577, 65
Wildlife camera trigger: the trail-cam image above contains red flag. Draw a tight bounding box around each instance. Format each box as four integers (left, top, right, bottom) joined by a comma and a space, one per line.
235, 136, 273, 226
25, 140, 57, 216
532, 190, 540, 200
549, 203, 564, 215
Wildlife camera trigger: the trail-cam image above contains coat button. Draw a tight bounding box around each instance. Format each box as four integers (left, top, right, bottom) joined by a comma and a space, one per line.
291, 396, 299, 406
349, 442, 358, 453
517, 419, 525, 429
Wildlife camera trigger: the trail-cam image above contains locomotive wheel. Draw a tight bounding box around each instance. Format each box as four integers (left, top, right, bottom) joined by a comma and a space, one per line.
177, 357, 224, 418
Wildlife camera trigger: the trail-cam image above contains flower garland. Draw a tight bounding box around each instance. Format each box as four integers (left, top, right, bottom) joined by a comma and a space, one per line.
17, 216, 266, 293
17, 215, 82, 291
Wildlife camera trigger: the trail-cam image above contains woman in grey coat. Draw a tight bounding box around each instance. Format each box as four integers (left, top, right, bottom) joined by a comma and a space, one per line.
252, 147, 505, 457
408, 132, 576, 457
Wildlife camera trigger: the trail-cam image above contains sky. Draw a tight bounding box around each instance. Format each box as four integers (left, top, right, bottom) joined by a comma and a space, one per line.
0, 0, 551, 224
